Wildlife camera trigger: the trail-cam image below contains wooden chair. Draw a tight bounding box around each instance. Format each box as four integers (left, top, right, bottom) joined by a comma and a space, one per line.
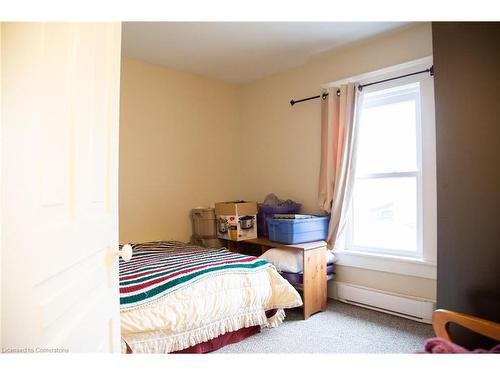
432, 309, 500, 343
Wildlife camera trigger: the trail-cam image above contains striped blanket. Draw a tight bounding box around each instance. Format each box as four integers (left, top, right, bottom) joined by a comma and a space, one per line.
119, 241, 271, 310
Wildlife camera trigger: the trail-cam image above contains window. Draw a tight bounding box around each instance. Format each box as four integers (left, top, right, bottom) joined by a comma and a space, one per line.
346, 80, 427, 259
331, 59, 437, 278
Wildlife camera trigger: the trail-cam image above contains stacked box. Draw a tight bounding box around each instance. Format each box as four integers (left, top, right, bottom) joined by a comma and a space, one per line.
215, 201, 258, 241
191, 208, 223, 248
257, 202, 301, 238
268, 216, 329, 244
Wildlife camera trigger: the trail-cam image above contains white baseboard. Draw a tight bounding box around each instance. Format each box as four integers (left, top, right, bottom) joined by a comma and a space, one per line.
329, 281, 436, 324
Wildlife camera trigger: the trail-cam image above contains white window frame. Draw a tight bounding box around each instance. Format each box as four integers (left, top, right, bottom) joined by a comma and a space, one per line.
323, 57, 437, 279
345, 83, 423, 259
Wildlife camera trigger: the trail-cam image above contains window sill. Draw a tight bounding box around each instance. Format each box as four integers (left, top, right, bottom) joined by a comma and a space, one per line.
334, 249, 437, 280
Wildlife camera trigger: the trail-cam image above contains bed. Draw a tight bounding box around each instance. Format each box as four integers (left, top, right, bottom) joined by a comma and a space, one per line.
119, 241, 303, 353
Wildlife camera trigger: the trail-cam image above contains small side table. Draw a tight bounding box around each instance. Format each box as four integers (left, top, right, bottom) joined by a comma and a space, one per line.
227, 237, 328, 319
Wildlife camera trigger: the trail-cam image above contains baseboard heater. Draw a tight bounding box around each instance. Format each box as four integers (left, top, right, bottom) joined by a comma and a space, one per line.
332, 281, 436, 324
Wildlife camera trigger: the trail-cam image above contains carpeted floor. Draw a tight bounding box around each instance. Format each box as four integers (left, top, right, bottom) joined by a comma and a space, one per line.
215, 299, 434, 353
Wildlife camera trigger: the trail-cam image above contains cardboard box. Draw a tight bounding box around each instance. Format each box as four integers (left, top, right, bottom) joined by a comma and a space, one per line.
214, 201, 258, 241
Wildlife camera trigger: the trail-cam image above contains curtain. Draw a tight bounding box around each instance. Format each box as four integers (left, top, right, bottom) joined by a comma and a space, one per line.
318, 83, 359, 249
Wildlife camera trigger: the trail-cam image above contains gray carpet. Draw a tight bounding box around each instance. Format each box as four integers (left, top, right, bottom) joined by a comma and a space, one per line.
215, 300, 434, 353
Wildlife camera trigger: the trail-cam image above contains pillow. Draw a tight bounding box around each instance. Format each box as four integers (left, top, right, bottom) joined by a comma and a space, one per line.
259, 248, 336, 273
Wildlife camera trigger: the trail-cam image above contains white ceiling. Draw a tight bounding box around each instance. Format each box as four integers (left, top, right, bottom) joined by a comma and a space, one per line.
121, 22, 410, 84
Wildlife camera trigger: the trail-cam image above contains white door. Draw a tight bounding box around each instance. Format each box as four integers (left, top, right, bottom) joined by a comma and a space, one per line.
1, 23, 122, 353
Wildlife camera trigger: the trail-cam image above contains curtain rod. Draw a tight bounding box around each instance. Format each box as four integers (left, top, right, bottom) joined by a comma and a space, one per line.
290, 90, 338, 106
289, 65, 434, 107
358, 66, 434, 91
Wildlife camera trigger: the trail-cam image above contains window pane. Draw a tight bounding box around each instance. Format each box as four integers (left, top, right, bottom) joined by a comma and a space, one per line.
356, 99, 418, 175
351, 177, 417, 253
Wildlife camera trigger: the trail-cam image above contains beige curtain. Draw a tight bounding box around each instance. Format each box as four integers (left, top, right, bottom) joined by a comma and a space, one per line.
318, 83, 359, 249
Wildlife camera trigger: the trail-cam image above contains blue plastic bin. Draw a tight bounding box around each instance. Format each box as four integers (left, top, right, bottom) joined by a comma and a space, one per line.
268, 216, 329, 244
257, 203, 301, 238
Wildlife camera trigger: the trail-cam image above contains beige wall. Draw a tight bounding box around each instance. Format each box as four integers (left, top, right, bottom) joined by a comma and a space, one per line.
332, 267, 436, 299
237, 23, 436, 299
119, 58, 242, 244
238, 23, 433, 213
119, 23, 436, 299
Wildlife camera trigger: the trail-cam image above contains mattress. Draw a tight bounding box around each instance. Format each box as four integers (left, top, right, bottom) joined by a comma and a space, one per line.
119, 241, 303, 353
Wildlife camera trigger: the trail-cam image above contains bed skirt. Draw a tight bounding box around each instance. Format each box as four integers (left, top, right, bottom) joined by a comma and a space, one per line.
170, 325, 261, 354
123, 309, 279, 354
